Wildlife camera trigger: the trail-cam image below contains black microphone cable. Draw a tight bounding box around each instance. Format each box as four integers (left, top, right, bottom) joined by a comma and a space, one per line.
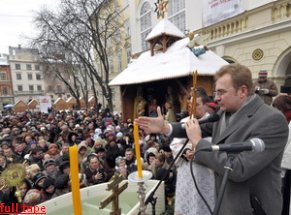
190, 148, 214, 215
144, 137, 191, 213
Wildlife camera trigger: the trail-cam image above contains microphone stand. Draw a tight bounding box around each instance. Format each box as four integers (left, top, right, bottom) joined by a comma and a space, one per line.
213, 154, 235, 215
144, 138, 189, 215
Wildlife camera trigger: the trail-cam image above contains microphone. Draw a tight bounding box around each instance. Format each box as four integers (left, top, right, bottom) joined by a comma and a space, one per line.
198, 113, 220, 124
181, 113, 220, 129
202, 138, 265, 153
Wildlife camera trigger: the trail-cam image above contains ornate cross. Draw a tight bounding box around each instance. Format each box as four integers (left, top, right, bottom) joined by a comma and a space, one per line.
99, 174, 128, 215
154, 0, 168, 19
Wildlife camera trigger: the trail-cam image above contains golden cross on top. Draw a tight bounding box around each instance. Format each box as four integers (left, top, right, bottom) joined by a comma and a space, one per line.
154, 0, 168, 19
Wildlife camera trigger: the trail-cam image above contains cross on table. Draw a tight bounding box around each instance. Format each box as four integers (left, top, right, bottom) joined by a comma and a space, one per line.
99, 174, 128, 215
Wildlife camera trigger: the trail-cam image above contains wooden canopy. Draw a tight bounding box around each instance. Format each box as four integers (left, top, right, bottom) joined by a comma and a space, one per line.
14, 100, 29, 113
53, 98, 68, 111
28, 99, 38, 110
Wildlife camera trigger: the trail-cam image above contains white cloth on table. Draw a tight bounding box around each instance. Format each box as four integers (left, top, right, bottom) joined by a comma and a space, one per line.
170, 134, 216, 215
174, 159, 216, 215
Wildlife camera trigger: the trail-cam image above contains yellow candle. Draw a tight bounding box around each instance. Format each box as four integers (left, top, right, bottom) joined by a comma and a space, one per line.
133, 122, 143, 178
69, 144, 83, 215
191, 71, 198, 119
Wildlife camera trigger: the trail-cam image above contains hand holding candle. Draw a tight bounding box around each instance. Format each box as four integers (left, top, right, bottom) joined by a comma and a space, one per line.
133, 122, 143, 178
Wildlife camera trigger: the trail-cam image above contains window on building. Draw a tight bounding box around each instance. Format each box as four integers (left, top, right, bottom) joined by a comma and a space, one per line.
126, 47, 131, 64
48, 85, 54, 91
27, 73, 33, 80
115, 1, 120, 13
37, 85, 42, 91
140, 2, 152, 51
108, 37, 112, 48
35, 64, 40, 70
16, 73, 22, 80
109, 57, 114, 74
15, 64, 21, 70
26, 64, 32, 70
0, 73, 7, 80
2, 86, 8, 95
168, 0, 186, 32
111, 87, 115, 100
117, 51, 122, 73
17, 85, 23, 91
36, 74, 41, 80
124, 19, 130, 38
29, 85, 34, 91
57, 85, 62, 92
115, 29, 121, 43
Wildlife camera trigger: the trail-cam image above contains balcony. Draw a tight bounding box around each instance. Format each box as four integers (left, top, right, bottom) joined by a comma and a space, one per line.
196, 0, 291, 44
14, 90, 44, 96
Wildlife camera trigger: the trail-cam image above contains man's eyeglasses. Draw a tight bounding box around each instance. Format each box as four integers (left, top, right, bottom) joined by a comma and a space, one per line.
213, 88, 234, 97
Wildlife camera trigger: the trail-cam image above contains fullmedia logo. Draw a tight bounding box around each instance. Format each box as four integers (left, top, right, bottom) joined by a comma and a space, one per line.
0, 203, 46, 214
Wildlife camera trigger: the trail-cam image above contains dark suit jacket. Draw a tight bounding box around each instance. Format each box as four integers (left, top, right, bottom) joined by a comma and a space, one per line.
171, 95, 288, 215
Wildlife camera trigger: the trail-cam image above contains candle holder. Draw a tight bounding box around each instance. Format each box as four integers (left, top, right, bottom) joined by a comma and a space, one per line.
128, 170, 153, 215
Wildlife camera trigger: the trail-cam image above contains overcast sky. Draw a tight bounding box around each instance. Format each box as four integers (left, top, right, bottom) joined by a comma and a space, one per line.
0, 0, 58, 54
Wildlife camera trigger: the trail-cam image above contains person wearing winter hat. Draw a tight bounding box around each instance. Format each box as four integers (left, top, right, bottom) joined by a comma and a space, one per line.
32, 173, 47, 190
93, 128, 102, 141
116, 132, 123, 140
253, 70, 278, 105
40, 177, 56, 202
91, 138, 105, 153
161, 145, 174, 167
52, 174, 70, 198
78, 141, 89, 172
58, 160, 70, 175
116, 132, 127, 155
43, 159, 58, 179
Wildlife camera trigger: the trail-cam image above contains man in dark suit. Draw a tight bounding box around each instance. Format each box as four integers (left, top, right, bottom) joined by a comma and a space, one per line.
135, 63, 289, 215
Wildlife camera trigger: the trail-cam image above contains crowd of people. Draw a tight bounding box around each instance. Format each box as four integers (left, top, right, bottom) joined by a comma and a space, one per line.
0, 107, 178, 213
0, 63, 290, 215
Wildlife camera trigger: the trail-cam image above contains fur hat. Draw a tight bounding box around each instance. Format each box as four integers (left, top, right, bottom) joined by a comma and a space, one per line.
33, 173, 47, 187
43, 177, 55, 189
59, 160, 70, 173
95, 147, 106, 154
43, 159, 56, 169
55, 174, 69, 189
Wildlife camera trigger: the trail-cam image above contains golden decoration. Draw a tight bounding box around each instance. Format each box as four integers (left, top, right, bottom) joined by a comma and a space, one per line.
0, 177, 6, 190
252, 48, 264, 61
1, 163, 26, 187
155, 0, 168, 19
